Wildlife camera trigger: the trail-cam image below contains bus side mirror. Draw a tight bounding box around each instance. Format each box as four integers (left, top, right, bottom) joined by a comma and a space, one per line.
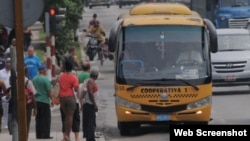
204, 19, 218, 53
109, 19, 123, 52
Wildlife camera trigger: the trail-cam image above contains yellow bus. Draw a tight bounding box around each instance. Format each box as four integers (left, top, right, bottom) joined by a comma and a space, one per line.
109, 2, 218, 136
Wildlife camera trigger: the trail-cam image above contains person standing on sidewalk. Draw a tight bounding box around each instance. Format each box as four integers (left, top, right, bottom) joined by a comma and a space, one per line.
59, 47, 82, 137
0, 79, 9, 133
78, 61, 91, 84
5, 38, 16, 56
7, 69, 18, 140
60, 69, 81, 141
0, 25, 8, 48
0, 58, 11, 130
82, 69, 99, 141
23, 27, 33, 52
59, 56, 79, 141
24, 46, 41, 80
24, 67, 37, 140
78, 61, 91, 138
61, 47, 81, 72
60, 87, 81, 141
32, 64, 53, 139
0, 45, 7, 70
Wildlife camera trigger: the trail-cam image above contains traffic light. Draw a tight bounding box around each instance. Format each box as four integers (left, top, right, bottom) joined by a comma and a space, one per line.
49, 8, 66, 33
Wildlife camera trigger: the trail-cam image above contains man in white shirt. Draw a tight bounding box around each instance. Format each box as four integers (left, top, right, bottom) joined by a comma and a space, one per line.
0, 58, 11, 129
82, 69, 99, 141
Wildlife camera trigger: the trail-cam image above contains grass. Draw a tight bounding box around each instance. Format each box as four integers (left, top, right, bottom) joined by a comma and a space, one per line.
68, 41, 82, 62
36, 49, 46, 64
75, 45, 82, 62
39, 29, 46, 40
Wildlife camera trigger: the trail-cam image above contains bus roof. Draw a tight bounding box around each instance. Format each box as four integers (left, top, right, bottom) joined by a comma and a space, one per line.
119, 3, 204, 27
130, 2, 192, 15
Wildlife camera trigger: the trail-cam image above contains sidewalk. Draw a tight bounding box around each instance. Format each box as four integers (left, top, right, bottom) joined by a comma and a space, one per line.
0, 131, 105, 141
0, 22, 105, 140
1, 105, 105, 141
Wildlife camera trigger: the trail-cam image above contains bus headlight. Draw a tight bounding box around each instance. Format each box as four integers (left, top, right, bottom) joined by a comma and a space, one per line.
116, 96, 141, 110
186, 96, 211, 110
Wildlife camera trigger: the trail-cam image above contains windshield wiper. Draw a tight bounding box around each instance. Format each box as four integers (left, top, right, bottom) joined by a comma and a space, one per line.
177, 79, 199, 91
127, 85, 141, 91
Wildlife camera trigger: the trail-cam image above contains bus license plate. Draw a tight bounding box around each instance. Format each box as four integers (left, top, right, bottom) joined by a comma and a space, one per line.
156, 114, 169, 121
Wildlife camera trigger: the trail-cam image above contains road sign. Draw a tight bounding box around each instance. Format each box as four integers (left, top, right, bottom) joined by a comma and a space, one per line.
0, 0, 44, 28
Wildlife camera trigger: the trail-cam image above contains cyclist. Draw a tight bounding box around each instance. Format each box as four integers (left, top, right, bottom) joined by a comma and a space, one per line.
88, 13, 99, 28
86, 20, 105, 60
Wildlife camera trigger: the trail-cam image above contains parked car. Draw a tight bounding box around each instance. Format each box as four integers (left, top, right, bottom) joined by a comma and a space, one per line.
211, 28, 250, 87
88, 0, 111, 9
117, 0, 141, 8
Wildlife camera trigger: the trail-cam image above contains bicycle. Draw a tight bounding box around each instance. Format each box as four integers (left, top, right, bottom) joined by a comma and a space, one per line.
99, 46, 104, 66
94, 41, 104, 66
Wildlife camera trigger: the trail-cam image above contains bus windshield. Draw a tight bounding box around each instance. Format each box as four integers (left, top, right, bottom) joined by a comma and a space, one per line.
117, 26, 210, 84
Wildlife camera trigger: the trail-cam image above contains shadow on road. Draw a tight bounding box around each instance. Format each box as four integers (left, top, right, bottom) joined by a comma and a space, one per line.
213, 90, 250, 95
129, 124, 169, 136
103, 124, 169, 140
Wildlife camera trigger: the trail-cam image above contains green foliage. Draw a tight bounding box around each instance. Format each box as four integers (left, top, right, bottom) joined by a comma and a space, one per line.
39, 29, 46, 40
36, 50, 46, 64
76, 46, 82, 63
42, 0, 84, 65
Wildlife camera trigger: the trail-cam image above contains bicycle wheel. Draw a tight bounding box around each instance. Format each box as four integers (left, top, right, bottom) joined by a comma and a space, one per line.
99, 48, 104, 66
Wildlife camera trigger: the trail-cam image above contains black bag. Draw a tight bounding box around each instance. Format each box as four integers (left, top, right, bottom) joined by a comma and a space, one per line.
62, 55, 75, 71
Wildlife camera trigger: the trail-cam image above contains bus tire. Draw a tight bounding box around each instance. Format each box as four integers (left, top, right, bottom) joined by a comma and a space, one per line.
185, 121, 209, 125
118, 122, 140, 136
118, 122, 131, 136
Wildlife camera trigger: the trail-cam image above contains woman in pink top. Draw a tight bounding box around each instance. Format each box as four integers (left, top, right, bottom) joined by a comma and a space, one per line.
59, 56, 79, 141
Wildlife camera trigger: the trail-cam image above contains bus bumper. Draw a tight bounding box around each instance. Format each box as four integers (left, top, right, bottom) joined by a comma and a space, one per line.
116, 104, 211, 123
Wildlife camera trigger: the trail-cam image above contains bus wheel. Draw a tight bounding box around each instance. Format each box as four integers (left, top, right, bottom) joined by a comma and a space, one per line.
185, 122, 209, 125
199, 122, 209, 125
118, 122, 130, 136
118, 122, 140, 136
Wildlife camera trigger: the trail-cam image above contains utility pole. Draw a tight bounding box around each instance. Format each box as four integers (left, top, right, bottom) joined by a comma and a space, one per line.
51, 34, 56, 78
49, 7, 66, 79
14, 0, 27, 141
45, 12, 52, 81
